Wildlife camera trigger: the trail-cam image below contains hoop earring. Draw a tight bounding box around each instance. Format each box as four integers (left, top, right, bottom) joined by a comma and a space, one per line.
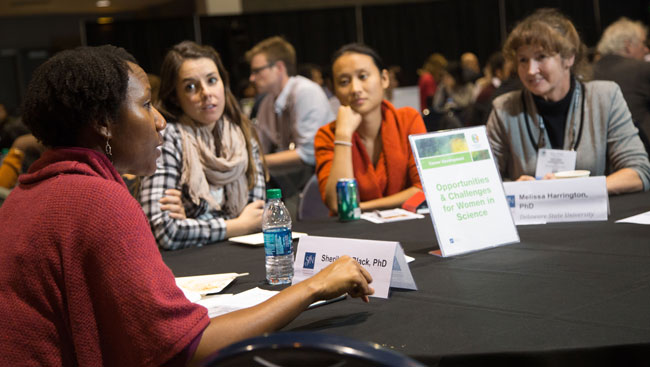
105, 139, 113, 162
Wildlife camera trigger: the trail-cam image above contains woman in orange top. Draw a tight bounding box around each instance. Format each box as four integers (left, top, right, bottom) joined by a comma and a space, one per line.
315, 44, 426, 213
0, 134, 43, 189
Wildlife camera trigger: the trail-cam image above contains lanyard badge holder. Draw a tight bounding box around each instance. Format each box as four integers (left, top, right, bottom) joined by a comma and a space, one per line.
521, 82, 586, 178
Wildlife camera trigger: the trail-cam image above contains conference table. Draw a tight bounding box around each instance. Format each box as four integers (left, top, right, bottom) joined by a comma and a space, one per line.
162, 191, 650, 366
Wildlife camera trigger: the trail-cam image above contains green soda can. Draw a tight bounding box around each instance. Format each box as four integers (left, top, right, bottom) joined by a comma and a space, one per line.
336, 178, 361, 221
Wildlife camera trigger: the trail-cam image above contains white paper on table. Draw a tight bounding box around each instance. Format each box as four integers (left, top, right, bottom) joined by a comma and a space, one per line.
195, 287, 354, 318
175, 273, 246, 295
361, 208, 424, 223
178, 287, 202, 303
195, 294, 234, 317
616, 210, 650, 224
197, 287, 279, 318
229, 231, 307, 245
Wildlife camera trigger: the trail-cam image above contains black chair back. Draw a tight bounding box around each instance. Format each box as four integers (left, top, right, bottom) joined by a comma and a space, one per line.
202, 331, 427, 367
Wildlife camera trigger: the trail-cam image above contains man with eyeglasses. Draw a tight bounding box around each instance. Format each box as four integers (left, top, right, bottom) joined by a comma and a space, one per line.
594, 17, 650, 153
246, 36, 334, 171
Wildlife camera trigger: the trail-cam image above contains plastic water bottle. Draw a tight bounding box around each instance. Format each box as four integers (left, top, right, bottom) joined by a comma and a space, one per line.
263, 188, 294, 284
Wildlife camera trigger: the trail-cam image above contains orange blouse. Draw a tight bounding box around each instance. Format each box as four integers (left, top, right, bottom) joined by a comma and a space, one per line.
315, 100, 426, 203
0, 148, 24, 189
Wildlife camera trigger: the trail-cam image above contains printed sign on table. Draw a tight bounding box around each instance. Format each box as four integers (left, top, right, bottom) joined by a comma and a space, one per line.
503, 177, 608, 225
293, 236, 416, 299
409, 126, 519, 257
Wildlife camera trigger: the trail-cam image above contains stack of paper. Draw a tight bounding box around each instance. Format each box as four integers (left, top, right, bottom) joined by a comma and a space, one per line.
175, 273, 247, 300
175, 273, 281, 318
196, 288, 279, 318
177, 272, 357, 317
361, 208, 424, 224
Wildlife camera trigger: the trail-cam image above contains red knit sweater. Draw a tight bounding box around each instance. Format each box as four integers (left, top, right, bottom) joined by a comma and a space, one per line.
0, 148, 209, 366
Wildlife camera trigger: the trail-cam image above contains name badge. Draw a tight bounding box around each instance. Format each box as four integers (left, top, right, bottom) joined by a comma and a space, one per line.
293, 236, 417, 299
503, 177, 608, 225
535, 148, 576, 179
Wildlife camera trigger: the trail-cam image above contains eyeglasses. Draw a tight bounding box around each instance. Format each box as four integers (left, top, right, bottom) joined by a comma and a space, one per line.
250, 62, 275, 76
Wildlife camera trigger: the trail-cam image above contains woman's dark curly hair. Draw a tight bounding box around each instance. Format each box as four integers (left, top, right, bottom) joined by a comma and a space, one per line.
22, 45, 136, 147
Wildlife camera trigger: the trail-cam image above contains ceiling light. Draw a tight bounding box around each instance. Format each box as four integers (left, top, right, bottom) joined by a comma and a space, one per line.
96, 0, 110, 7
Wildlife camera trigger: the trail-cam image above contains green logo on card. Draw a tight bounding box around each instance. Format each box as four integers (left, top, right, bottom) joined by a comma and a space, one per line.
421, 152, 472, 169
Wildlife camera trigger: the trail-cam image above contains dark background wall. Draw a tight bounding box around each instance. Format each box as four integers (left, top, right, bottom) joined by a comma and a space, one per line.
2, 0, 650, 114
0, 14, 93, 114
362, 0, 503, 86
199, 7, 357, 94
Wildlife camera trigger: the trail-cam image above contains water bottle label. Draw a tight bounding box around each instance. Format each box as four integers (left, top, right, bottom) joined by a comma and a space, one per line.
263, 228, 292, 256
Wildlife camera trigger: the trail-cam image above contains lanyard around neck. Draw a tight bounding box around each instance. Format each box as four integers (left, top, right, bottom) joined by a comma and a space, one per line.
521, 81, 585, 151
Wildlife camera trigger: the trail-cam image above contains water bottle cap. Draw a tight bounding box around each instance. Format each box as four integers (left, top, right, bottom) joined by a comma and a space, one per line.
266, 188, 282, 199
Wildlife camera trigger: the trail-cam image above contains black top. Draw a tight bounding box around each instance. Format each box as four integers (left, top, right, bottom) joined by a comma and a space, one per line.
532, 77, 575, 149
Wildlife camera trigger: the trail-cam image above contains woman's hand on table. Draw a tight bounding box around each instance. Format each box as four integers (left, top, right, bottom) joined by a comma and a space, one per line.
516, 173, 556, 182
334, 105, 362, 142
225, 200, 264, 238
516, 175, 535, 182
159, 189, 186, 219
237, 200, 264, 231
308, 255, 374, 303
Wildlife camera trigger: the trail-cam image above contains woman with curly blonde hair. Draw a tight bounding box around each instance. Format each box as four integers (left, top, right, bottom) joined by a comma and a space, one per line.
487, 9, 650, 194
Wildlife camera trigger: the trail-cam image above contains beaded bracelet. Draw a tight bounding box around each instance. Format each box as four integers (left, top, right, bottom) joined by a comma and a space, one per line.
334, 140, 353, 147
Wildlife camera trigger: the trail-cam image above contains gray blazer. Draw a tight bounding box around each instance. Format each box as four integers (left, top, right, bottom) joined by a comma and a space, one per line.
486, 80, 650, 191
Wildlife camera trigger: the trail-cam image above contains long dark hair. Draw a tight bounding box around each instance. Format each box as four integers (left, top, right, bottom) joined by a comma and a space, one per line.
330, 43, 386, 72
159, 40, 265, 189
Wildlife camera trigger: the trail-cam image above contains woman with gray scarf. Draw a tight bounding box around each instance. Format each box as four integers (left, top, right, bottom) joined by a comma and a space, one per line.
140, 41, 267, 250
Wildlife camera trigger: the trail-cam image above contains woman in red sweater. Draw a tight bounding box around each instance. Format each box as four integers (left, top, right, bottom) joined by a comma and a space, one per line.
0, 45, 373, 366
315, 44, 426, 213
